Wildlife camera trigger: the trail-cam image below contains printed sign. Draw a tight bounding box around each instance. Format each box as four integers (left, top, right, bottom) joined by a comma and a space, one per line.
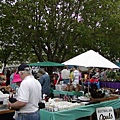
96, 107, 115, 120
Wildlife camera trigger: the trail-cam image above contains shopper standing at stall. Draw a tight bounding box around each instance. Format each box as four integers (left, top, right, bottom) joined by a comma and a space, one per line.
10, 68, 17, 90
61, 66, 70, 84
72, 66, 80, 85
10, 73, 22, 119
6, 69, 11, 86
8, 63, 42, 120
38, 69, 51, 98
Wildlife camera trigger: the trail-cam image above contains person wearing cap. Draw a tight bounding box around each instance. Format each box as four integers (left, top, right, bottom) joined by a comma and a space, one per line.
8, 63, 42, 120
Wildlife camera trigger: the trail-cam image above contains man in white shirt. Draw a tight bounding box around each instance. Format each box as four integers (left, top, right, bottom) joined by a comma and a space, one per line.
8, 63, 42, 120
61, 66, 70, 84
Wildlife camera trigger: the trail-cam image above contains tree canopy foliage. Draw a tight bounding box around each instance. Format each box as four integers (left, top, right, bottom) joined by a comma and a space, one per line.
0, 0, 120, 68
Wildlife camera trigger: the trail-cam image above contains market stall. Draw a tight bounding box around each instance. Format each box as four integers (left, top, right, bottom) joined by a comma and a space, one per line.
40, 98, 120, 120
62, 50, 119, 69
28, 61, 64, 67
0, 50, 119, 120
0, 94, 120, 120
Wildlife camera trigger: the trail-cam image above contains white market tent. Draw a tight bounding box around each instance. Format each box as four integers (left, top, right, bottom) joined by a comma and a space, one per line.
62, 50, 119, 69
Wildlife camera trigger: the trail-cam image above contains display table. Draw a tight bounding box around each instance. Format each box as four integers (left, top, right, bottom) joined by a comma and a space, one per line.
90, 94, 119, 102
0, 109, 15, 114
53, 90, 84, 96
0, 108, 15, 120
0, 98, 120, 120
40, 98, 120, 120
100, 81, 120, 89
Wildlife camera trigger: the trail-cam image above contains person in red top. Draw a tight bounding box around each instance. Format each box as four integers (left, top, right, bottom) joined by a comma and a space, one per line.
51, 74, 58, 89
53, 76, 57, 86
90, 75, 98, 83
90, 75, 100, 89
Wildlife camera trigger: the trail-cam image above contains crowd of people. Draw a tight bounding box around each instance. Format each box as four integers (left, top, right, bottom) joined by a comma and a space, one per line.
0, 63, 120, 120
1, 64, 51, 120
51, 66, 106, 88
2, 65, 120, 93
3, 65, 119, 93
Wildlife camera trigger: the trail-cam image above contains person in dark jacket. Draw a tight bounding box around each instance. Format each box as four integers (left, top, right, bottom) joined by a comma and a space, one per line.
6, 69, 11, 86
38, 69, 51, 97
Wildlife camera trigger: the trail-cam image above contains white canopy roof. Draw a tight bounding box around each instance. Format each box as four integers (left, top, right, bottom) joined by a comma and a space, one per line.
62, 50, 119, 69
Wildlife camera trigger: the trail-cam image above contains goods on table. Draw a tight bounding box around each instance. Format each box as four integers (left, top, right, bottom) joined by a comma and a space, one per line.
44, 98, 84, 112
90, 94, 119, 102
78, 96, 90, 102
0, 91, 9, 102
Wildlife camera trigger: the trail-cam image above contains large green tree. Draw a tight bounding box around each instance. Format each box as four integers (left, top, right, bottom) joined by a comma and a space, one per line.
6, 0, 84, 62
1, 0, 120, 68
1, 0, 35, 67
79, 0, 120, 61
